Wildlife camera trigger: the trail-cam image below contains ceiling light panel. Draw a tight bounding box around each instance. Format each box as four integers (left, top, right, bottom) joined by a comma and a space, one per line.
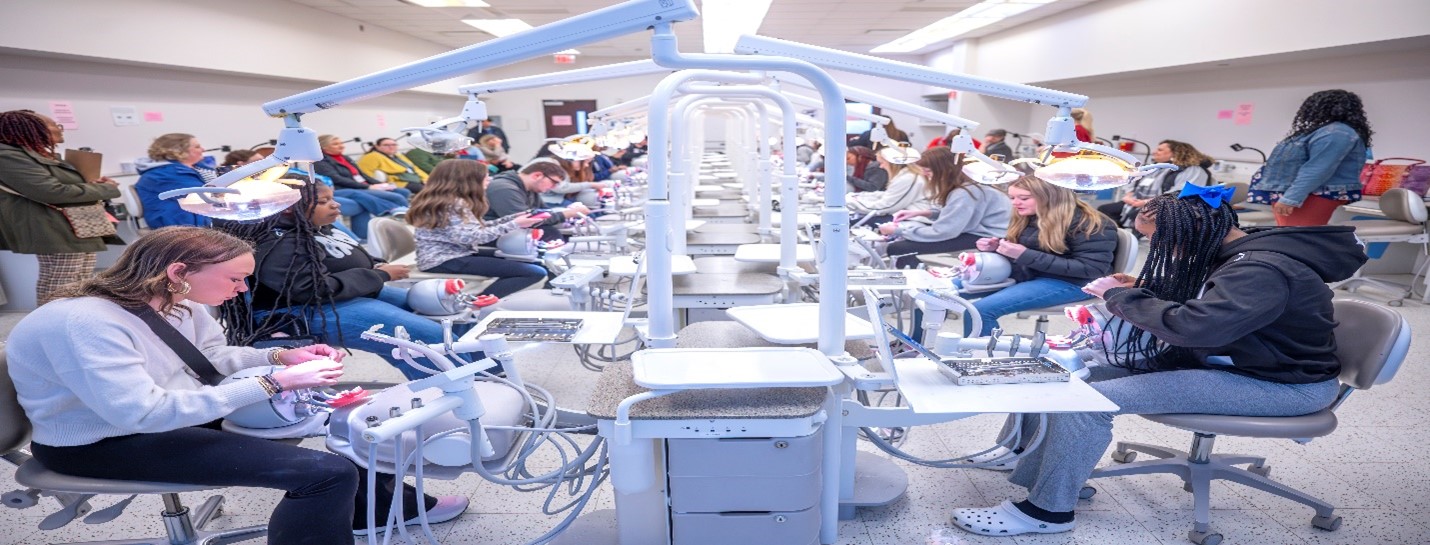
872, 0, 1057, 54
462, 18, 535, 37
405, 0, 490, 7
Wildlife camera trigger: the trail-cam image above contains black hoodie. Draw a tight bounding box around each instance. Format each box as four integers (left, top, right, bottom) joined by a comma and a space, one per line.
1103, 226, 1368, 384
248, 217, 390, 311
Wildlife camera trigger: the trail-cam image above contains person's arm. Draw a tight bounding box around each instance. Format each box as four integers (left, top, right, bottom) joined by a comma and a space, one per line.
846, 167, 887, 193
422, 209, 523, 248
50, 315, 272, 434
313, 160, 366, 190
855, 173, 923, 215
485, 180, 532, 219
254, 236, 387, 304
0, 153, 121, 204
1103, 261, 1290, 348
1279, 127, 1360, 207
1015, 222, 1116, 279
898, 191, 981, 242
186, 305, 271, 374
549, 178, 599, 193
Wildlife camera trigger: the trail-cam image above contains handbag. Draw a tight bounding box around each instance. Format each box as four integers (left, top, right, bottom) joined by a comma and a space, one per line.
0, 182, 118, 238
1360, 157, 1425, 196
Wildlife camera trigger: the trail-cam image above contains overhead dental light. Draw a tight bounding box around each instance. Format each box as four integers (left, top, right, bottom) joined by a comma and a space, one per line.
740, 35, 1176, 190
165, 0, 700, 220
548, 134, 598, 160
400, 96, 487, 155
877, 140, 921, 165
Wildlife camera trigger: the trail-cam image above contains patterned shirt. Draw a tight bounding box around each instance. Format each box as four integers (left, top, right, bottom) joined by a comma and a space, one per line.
414, 202, 523, 270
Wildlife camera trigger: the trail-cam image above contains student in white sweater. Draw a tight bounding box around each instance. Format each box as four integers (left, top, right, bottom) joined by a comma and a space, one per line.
879, 148, 1011, 269
5, 227, 464, 543
848, 153, 932, 224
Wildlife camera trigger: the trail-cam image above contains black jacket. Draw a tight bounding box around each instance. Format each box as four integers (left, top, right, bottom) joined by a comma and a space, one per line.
483, 171, 567, 227
1010, 210, 1118, 286
984, 141, 1014, 161
312, 155, 370, 190
249, 219, 390, 311
1104, 226, 1367, 384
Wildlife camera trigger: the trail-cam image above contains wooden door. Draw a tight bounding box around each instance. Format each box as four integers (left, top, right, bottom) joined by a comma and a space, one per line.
542, 100, 598, 139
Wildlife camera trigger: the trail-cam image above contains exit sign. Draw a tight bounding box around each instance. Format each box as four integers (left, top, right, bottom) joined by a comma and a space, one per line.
554, 54, 576, 64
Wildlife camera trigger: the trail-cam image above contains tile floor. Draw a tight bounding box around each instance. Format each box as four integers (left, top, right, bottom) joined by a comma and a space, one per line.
0, 283, 1425, 545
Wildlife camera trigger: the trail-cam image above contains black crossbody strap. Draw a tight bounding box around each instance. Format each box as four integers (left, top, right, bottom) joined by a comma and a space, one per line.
124, 305, 226, 386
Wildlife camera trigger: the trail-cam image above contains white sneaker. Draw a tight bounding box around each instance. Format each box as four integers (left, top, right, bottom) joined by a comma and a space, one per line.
966, 446, 1017, 471
354, 495, 469, 535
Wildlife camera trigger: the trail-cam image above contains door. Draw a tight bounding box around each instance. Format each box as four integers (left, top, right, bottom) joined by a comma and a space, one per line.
542, 100, 598, 139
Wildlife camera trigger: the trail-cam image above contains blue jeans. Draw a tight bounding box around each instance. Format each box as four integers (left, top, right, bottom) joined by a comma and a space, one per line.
265, 286, 480, 380
333, 190, 408, 240
428, 255, 548, 298
964, 277, 1091, 337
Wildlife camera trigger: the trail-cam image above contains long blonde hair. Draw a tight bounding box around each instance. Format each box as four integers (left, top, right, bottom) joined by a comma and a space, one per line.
1005, 175, 1107, 254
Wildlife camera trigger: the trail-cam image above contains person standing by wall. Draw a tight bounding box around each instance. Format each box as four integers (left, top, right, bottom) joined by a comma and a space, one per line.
135, 133, 212, 228
1249, 89, 1373, 226
0, 110, 122, 306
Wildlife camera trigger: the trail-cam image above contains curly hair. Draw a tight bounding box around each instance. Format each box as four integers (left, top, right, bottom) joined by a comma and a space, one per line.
1160, 140, 1214, 169
1289, 89, 1373, 146
147, 133, 197, 162
0, 110, 57, 158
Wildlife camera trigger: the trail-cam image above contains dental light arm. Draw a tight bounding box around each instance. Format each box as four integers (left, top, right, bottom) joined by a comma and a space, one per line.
776, 76, 978, 131
170, 0, 700, 216
782, 93, 890, 125
458, 59, 674, 96
399, 96, 489, 155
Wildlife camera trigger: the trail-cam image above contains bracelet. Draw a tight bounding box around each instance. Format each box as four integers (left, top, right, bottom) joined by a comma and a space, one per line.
256, 375, 280, 397
267, 348, 284, 366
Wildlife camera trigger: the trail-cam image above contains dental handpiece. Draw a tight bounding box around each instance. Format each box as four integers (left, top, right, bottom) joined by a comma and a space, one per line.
986, 328, 1003, 357
1007, 334, 1022, 357
1029, 331, 1047, 358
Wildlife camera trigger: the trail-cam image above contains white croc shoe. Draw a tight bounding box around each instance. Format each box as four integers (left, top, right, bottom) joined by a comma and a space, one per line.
965, 446, 1017, 471
951, 500, 1075, 536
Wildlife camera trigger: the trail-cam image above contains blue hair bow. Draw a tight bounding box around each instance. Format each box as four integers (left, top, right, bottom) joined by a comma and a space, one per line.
1178, 183, 1235, 208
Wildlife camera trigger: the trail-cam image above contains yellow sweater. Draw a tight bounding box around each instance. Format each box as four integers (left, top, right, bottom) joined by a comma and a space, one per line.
357, 151, 429, 187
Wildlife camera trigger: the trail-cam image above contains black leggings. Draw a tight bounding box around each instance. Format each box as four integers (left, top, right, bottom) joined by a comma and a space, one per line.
886, 233, 982, 269
31, 423, 432, 545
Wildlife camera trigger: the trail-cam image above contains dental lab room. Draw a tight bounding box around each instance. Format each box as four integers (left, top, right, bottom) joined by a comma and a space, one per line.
3, 0, 1430, 544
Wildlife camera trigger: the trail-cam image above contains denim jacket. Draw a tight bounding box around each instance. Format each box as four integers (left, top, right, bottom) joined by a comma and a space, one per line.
1251, 122, 1365, 207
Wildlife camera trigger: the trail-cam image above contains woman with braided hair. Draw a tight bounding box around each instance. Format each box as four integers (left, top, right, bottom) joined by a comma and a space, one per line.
0, 109, 122, 305
949, 185, 1367, 537
216, 180, 472, 381
1250, 89, 1373, 226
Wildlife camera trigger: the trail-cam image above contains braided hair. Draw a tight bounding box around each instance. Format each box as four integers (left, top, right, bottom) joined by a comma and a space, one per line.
0, 110, 57, 158
1106, 192, 1240, 371
1289, 89, 1373, 147
214, 177, 340, 347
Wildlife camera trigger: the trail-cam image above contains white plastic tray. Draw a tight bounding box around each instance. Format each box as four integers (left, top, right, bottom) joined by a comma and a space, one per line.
631, 347, 844, 390
734, 243, 815, 263
608, 254, 697, 276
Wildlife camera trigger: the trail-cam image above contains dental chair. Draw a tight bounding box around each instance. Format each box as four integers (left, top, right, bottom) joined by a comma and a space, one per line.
1017, 227, 1139, 333
0, 349, 267, 545
1332, 187, 1429, 306
1084, 299, 1411, 545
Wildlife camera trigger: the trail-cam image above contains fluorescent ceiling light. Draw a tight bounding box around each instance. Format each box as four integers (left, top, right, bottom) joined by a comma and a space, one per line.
462, 18, 534, 37
701, 0, 773, 54
556, 49, 581, 55
406, 0, 490, 7
872, 0, 1057, 54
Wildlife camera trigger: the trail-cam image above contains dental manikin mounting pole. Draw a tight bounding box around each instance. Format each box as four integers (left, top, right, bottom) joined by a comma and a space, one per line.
677, 84, 806, 278
637, 26, 851, 545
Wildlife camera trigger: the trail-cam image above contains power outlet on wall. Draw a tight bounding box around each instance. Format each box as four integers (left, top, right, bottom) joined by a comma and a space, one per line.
111, 107, 140, 127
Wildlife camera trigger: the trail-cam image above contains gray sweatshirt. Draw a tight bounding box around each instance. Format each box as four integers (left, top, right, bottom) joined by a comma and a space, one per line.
6, 298, 273, 447
895, 184, 1011, 243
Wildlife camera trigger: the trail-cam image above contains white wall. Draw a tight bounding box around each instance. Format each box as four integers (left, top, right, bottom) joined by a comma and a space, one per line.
0, 52, 462, 183
1041, 44, 1430, 162
0, 0, 481, 95
969, 0, 1430, 85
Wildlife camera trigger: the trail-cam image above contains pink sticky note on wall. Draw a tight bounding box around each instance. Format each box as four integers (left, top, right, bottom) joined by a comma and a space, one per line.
143, 111, 164, 122
1217, 110, 1234, 120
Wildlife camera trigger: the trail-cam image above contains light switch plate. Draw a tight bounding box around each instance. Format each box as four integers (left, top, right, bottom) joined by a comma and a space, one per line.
111, 106, 140, 127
